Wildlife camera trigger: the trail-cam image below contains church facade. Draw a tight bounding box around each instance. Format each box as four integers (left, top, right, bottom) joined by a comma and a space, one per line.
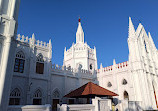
98, 17, 158, 110
0, 0, 158, 111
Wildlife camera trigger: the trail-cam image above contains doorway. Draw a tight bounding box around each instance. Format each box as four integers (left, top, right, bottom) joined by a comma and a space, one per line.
52, 99, 59, 111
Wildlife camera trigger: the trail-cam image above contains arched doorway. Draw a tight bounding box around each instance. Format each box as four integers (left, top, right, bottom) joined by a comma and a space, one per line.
52, 89, 60, 111
124, 91, 129, 100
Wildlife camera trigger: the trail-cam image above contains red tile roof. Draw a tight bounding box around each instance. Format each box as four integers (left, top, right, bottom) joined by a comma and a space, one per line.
64, 82, 118, 98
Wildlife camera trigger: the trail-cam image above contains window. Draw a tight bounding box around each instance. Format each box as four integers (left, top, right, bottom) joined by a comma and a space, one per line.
14, 51, 25, 73
124, 91, 129, 100
144, 41, 147, 52
53, 90, 60, 99
36, 54, 44, 74
107, 82, 112, 87
33, 89, 42, 105
9, 88, 21, 105
122, 79, 127, 85
90, 64, 93, 70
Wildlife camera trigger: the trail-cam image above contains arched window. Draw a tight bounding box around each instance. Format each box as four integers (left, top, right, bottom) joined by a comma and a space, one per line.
107, 82, 112, 87
9, 88, 21, 105
36, 54, 44, 74
122, 79, 127, 85
144, 41, 147, 52
33, 89, 42, 105
53, 90, 60, 99
14, 51, 25, 73
124, 91, 129, 100
90, 64, 93, 70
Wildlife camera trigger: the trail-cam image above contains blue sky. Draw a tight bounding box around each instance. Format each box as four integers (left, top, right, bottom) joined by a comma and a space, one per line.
17, 0, 158, 68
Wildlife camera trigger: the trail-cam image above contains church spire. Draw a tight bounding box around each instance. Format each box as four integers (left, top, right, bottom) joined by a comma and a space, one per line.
128, 17, 136, 38
76, 18, 84, 43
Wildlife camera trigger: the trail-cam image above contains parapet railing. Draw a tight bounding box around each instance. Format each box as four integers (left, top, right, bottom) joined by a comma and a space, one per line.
97, 61, 128, 73
51, 64, 95, 75
16, 34, 50, 48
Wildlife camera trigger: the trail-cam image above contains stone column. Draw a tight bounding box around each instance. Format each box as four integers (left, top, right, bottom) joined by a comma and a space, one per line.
0, 0, 20, 110
0, 36, 16, 111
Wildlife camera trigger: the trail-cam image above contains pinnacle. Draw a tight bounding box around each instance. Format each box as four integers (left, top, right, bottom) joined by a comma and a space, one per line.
128, 17, 136, 38
32, 33, 35, 39
113, 59, 116, 65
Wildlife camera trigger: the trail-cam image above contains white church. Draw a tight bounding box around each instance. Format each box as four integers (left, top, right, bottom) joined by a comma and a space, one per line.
0, 0, 158, 111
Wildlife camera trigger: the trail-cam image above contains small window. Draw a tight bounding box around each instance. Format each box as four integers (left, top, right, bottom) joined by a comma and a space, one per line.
33, 99, 41, 105
53, 90, 60, 99
9, 98, 20, 105
124, 91, 129, 100
90, 64, 93, 70
9, 88, 21, 105
14, 51, 25, 73
144, 41, 147, 52
36, 54, 44, 74
107, 82, 112, 87
36, 62, 44, 74
122, 79, 127, 85
33, 89, 42, 105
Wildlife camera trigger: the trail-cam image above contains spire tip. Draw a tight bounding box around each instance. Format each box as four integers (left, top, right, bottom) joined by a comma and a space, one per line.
78, 17, 81, 22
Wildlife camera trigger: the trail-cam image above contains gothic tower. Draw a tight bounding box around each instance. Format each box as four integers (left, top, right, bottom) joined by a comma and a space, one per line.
63, 18, 97, 72
0, 0, 20, 110
128, 17, 158, 109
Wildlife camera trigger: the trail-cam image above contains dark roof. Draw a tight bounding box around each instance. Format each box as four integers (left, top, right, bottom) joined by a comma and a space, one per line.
64, 82, 118, 98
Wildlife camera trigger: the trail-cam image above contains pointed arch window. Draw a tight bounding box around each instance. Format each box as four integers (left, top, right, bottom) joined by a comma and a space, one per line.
122, 79, 127, 85
36, 54, 44, 74
90, 64, 93, 70
14, 51, 25, 73
53, 90, 60, 99
107, 82, 112, 87
33, 89, 42, 105
9, 88, 21, 105
144, 41, 148, 53
124, 91, 129, 100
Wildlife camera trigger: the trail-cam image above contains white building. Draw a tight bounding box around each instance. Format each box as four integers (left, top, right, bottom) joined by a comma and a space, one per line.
97, 17, 158, 110
0, 0, 158, 111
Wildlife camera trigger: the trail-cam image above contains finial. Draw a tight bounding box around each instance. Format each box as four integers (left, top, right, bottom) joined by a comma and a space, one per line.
113, 59, 116, 65
78, 17, 81, 22
64, 47, 66, 52
49, 39, 52, 48
32, 33, 35, 40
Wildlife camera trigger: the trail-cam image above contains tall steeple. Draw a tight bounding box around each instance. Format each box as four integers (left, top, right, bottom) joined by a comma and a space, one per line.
76, 18, 84, 43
